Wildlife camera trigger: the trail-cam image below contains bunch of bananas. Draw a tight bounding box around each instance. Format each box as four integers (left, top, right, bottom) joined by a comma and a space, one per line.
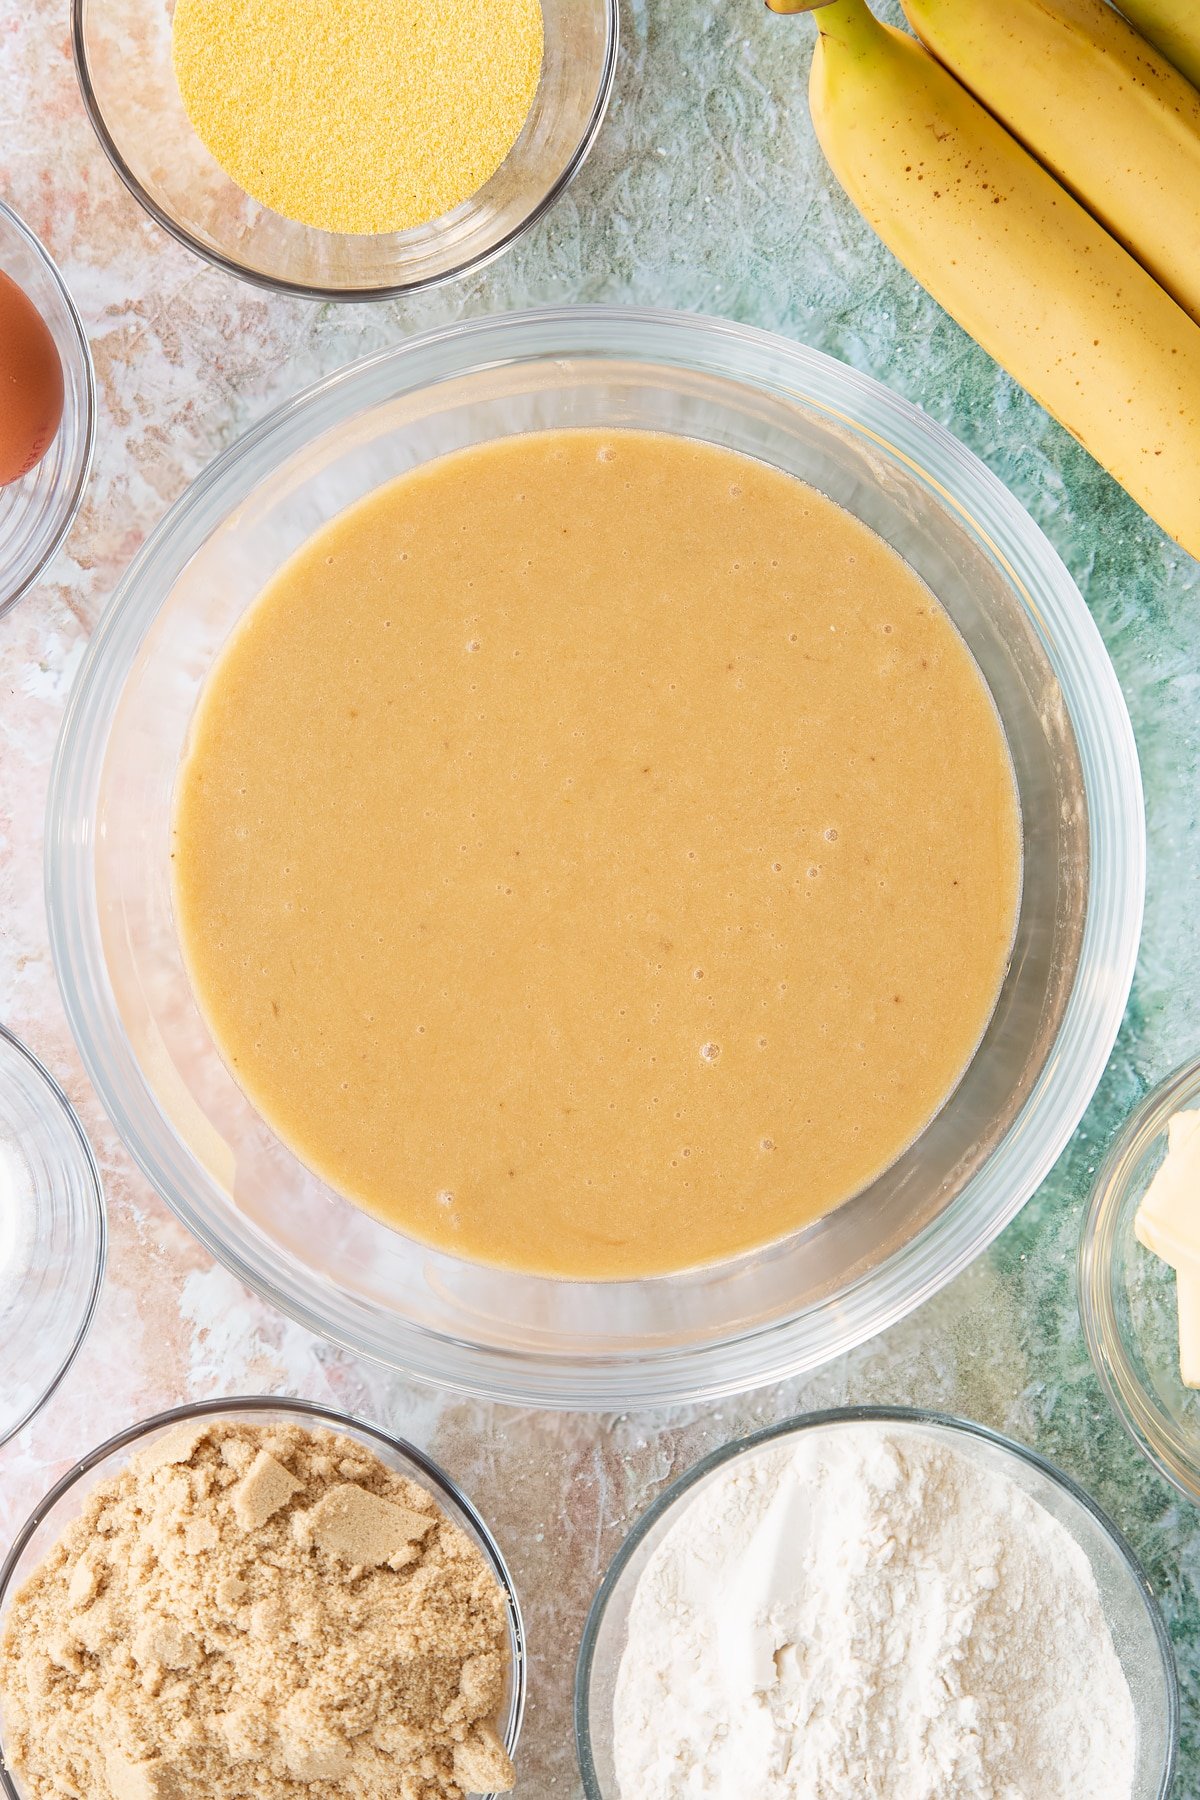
769, 0, 1200, 559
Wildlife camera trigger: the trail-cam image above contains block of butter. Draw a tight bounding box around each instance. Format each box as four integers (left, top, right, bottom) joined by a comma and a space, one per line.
1134, 1108, 1200, 1387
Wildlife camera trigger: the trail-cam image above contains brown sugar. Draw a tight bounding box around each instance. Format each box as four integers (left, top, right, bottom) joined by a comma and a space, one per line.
171, 0, 544, 236
0, 1419, 516, 1799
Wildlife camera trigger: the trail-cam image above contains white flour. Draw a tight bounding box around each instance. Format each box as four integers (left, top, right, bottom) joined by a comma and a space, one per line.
612, 1423, 1136, 1800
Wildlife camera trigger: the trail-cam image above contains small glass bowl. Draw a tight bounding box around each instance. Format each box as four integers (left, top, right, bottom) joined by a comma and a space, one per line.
72, 0, 618, 300
1081, 1052, 1200, 1503
575, 1407, 1178, 1800
0, 204, 95, 618
0, 1397, 526, 1800
0, 1022, 106, 1447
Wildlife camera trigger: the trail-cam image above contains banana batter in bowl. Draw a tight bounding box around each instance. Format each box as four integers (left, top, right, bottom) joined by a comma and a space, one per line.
171, 428, 1020, 1280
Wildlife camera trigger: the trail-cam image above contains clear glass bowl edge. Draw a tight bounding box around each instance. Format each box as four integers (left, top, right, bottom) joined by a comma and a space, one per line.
45, 307, 1146, 1408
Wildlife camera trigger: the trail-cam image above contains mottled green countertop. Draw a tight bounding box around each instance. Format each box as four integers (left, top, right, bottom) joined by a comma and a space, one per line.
1, 0, 1199, 1792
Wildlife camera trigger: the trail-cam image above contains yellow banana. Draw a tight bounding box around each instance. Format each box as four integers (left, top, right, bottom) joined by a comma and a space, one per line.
804, 0, 1200, 561
1116, 0, 1200, 91
900, 0, 1200, 327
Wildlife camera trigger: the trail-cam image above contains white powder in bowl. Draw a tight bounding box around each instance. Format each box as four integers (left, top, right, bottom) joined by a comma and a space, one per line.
613, 1422, 1136, 1800
0, 1137, 35, 1319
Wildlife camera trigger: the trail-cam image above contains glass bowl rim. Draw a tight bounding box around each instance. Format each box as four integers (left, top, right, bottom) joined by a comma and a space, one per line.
0, 201, 96, 619
45, 304, 1146, 1408
0, 1019, 107, 1450
1080, 1049, 1200, 1505
0, 1393, 527, 1800
572, 1402, 1180, 1800
70, 0, 620, 302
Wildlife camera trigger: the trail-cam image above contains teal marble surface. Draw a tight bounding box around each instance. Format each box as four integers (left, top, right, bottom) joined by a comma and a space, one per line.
2, 0, 1200, 1794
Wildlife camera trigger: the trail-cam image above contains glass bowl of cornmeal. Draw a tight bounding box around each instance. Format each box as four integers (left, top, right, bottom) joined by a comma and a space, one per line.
1081, 1051, 1200, 1503
72, 0, 617, 298
46, 307, 1144, 1407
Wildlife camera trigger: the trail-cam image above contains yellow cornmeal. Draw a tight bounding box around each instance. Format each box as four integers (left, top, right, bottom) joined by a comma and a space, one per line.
171, 0, 544, 235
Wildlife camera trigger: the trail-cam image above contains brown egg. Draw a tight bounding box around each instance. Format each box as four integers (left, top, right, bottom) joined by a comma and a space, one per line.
0, 269, 65, 486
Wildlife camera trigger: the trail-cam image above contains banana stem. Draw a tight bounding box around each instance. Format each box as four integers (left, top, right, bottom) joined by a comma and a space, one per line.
765, 0, 879, 36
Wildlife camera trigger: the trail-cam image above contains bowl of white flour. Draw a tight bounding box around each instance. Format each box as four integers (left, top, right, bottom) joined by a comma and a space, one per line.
575, 1408, 1177, 1800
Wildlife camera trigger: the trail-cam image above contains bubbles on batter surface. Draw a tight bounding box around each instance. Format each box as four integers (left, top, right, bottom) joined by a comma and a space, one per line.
700, 1041, 721, 1064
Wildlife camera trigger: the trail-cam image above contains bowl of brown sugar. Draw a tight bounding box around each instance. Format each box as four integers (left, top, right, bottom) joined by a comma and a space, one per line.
0, 1398, 525, 1800
72, 0, 617, 298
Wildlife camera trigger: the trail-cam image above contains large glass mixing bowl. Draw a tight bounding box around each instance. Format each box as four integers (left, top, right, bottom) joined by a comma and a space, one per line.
45, 308, 1144, 1408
